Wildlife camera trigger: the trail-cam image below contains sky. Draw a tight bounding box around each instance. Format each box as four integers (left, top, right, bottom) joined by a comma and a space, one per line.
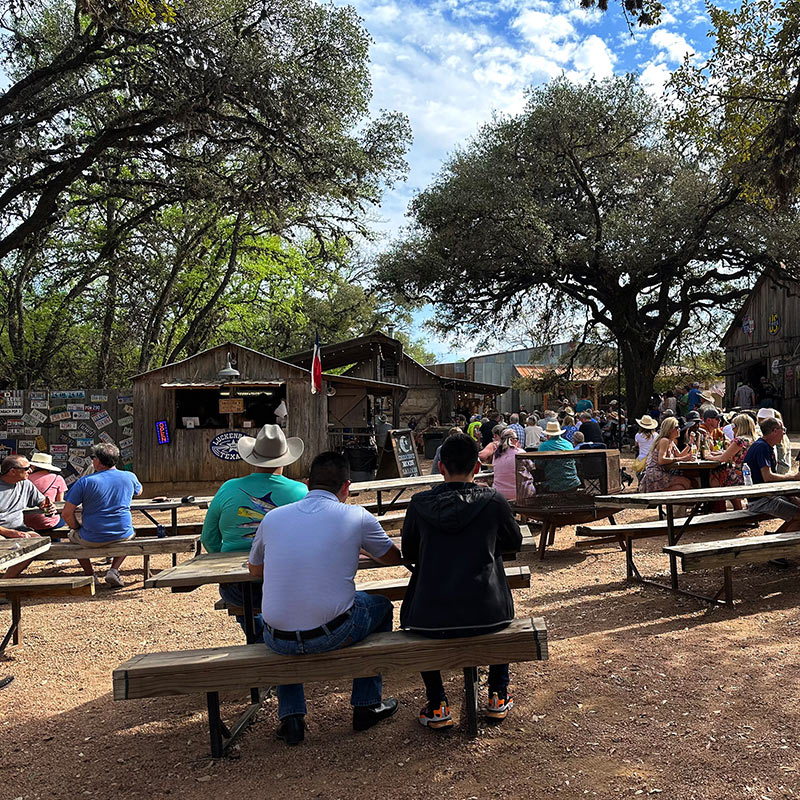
341, 0, 716, 361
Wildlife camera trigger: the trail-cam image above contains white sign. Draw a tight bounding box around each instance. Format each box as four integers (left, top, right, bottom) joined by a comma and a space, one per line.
0, 408, 23, 416
123, 405, 134, 415
50, 411, 71, 422
60, 420, 78, 430
72, 410, 91, 420
29, 409, 47, 423
772, 358, 781, 375
118, 415, 133, 427
30, 400, 49, 409
90, 394, 108, 402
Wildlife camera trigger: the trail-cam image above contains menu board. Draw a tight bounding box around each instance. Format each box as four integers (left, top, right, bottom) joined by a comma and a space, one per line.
376, 428, 421, 479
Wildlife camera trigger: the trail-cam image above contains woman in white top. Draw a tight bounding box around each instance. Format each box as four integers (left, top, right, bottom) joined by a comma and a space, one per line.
633, 414, 659, 481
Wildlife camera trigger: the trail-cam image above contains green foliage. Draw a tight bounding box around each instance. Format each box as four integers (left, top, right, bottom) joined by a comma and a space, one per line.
379, 75, 800, 417
669, 0, 800, 206
578, 0, 663, 27
0, 0, 413, 386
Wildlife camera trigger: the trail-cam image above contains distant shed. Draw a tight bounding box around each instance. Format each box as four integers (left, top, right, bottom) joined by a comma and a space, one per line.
132, 343, 327, 492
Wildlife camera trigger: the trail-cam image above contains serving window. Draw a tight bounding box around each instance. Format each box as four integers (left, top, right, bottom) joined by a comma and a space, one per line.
174, 385, 286, 429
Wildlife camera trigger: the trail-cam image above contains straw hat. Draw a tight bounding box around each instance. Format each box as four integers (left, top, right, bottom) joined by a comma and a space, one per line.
29, 452, 61, 472
636, 415, 658, 430
698, 390, 715, 404
756, 407, 775, 421
236, 424, 304, 468
543, 420, 565, 437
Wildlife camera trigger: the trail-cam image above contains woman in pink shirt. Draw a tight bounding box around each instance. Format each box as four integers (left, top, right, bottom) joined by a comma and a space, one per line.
490, 428, 525, 501
23, 452, 68, 535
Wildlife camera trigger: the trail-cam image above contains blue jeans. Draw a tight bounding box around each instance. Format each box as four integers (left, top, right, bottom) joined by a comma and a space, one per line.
264, 591, 393, 719
415, 624, 511, 706
218, 582, 264, 643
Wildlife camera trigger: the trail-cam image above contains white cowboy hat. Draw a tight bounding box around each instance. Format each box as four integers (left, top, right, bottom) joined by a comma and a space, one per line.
29, 452, 61, 472
236, 424, 304, 468
698, 390, 715, 404
636, 415, 658, 430
756, 407, 775, 421
544, 420, 565, 437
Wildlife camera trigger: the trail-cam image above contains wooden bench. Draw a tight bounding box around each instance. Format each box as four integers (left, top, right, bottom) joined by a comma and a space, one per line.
32, 535, 201, 582
664, 531, 800, 605
0, 576, 94, 651
575, 510, 767, 546
113, 616, 548, 756
214, 565, 532, 615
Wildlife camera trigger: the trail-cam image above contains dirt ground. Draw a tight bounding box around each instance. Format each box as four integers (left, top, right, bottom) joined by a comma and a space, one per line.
2, 455, 800, 800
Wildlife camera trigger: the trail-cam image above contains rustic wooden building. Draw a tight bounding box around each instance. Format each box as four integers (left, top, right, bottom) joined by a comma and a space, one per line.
285, 332, 508, 425
721, 269, 800, 428
132, 342, 402, 493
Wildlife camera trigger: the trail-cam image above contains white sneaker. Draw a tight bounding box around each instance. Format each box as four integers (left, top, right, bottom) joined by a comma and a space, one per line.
105, 568, 124, 588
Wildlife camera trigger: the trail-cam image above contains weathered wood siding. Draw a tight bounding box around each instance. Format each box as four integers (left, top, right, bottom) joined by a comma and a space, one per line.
723, 275, 800, 428
348, 356, 443, 424
133, 344, 326, 485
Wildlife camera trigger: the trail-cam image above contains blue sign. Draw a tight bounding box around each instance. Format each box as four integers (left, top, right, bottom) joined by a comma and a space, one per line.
155, 420, 170, 445
210, 431, 245, 461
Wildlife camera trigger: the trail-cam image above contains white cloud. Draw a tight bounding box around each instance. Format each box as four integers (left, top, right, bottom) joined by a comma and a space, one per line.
650, 28, 694, 63
640, 61, 672, 98
570, 34, 616, 80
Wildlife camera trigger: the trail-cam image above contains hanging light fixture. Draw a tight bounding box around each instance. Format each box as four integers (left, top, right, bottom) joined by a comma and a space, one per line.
218, 352, 240, 382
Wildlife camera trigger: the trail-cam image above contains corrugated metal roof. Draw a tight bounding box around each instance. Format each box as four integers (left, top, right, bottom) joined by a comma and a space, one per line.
514, 365, 613, 382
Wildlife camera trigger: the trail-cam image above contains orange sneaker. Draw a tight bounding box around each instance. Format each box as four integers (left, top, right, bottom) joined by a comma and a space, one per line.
486, 693, 514, 721
418, 702, 453, 729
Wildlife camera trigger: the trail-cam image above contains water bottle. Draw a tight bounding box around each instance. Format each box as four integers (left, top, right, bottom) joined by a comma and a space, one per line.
742, 463, 753, 486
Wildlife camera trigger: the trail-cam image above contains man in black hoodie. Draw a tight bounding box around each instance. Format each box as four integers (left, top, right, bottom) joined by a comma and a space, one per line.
400, 433, 522, 729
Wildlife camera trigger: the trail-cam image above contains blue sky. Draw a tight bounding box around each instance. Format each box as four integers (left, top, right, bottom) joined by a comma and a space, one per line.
344, 0, 715, 361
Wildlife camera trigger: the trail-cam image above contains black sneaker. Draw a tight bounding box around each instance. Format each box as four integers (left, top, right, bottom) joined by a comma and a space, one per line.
276, 714, 305, 745
352, 698, 399, 731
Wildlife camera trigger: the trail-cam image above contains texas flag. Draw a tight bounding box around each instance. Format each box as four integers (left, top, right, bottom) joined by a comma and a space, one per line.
311, 330, 322, 394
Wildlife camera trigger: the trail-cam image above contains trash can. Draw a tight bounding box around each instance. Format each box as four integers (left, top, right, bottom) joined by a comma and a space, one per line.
423, 432, 444, 459
345, 446, 378, 482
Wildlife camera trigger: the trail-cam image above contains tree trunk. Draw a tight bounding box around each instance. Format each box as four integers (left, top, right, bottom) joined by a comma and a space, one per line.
619, 339, 660, 424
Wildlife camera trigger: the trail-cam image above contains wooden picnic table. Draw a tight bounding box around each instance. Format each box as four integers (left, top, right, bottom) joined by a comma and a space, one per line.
0, 537, 52, 570
29, 496, 212, 536
594, 482, 800, 603
664, 459, 719, 489
349, 470, 493, 515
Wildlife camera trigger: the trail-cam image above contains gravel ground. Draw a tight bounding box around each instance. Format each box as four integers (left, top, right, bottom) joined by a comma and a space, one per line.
2, 456, 800, 800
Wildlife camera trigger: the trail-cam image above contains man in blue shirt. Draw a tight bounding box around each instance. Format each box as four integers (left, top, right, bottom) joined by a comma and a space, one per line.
744, 417, 800, 531
62, 443, 142, 587
688, 382, 702, 410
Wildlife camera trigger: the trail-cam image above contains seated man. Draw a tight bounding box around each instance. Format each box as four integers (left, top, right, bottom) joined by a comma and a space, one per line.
1, 455, 54, 578
248, 451, 402, 745
744, 417, 800, 532
202, 424, 308, 640
400, 433, 522, 729
538, 420, 581, 492
62, 444, 143, 588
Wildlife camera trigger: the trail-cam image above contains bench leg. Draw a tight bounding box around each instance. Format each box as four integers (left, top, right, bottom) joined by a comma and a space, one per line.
1, 596, 22, 653
547, 525, 556, 546
463, 666, 479, 738
537, 524, 549, 560
206, 690, 265, 758
172, 553, 178, 568
143, 555, 151, 582
723, 567, 733, 605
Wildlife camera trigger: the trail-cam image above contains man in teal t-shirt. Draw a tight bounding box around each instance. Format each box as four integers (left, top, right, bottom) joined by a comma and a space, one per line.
203, 425, 307, 640
201, 471, 307, 552
538, 421, 581, 492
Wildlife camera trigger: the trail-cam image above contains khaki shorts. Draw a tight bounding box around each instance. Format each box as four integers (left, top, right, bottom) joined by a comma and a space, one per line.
67, 529, 134, 546
747, 496, 800, 521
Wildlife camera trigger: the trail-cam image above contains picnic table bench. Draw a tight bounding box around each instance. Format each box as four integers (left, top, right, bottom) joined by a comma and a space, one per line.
214, 565, 532, 614
349, 471, 493, 515
1, 575, 94, 651
575, 510, 765, 546
594, 483, 800, 605
113, 616, 548, 756
664, 531, 800, 605
32, 534, 201, 582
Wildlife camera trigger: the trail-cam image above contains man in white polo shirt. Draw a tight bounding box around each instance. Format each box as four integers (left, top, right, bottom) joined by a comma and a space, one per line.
247, 451, 402, 746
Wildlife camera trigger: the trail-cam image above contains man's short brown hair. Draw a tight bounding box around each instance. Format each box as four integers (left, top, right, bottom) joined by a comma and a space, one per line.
760, 417, 782, 436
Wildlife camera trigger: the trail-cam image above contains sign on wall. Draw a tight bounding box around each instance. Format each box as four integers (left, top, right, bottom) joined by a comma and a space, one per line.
210, 431, 245, 461
768, 312, 781, 336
